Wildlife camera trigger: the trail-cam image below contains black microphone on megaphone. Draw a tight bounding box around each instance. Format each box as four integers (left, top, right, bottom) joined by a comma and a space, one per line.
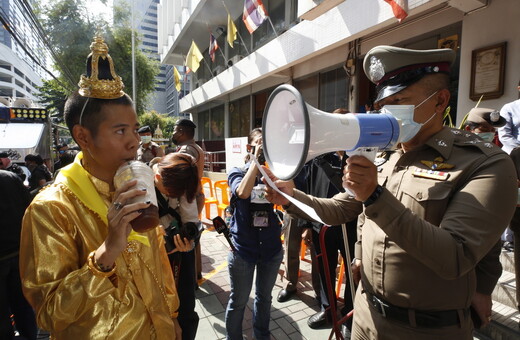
262, 84, 415, 180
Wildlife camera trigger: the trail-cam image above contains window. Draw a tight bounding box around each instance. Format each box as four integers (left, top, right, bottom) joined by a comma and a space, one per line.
210, 105, 225, 140
230, 96, 251, 138
319, 67, 348, 112
294, 74, 319, 108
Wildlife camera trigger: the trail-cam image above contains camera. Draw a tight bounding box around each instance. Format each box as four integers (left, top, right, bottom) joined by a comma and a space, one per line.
164, 220, 201, 254
251, 145, 266, 165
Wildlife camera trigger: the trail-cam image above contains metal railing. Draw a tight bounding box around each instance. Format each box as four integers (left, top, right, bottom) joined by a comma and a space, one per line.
204, 150, 226, 172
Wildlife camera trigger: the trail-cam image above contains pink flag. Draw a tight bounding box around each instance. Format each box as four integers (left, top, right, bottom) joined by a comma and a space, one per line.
385, 0, 408, 22
242, 0, 268, 34
209, 33, 219, 62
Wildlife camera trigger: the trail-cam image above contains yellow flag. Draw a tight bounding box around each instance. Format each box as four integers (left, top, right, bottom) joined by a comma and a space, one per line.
174, 67, 181, 92
186, 41, 203, 72
227, 14, 237, 48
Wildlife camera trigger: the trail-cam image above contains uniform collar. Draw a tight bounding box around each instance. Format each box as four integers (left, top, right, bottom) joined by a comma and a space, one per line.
418, 127, 455, 160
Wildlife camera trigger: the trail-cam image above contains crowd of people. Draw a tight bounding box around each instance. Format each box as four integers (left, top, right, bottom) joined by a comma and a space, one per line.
2, 35, 520, 340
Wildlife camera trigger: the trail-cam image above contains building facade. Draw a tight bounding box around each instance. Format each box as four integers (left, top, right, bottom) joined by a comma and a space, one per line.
0, 0, 45, 107
158, 0, 520, 141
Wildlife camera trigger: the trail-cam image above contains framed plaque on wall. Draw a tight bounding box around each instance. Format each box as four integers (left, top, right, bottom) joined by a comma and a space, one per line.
470, 42, 507, 100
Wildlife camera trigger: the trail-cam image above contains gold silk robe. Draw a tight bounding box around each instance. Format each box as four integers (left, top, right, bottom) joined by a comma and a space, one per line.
20, 156, 179, 339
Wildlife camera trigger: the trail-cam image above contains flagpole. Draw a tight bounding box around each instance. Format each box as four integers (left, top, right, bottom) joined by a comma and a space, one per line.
182, 55, 187, 98
222, 0, 250, 55
206, 22, 227, 62
203, 57, 213, 76
236, 30, 250, 55
266, 17, 278, 38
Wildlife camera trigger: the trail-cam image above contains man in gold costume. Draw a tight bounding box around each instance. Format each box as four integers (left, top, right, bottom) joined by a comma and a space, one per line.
19, 36, 182, 339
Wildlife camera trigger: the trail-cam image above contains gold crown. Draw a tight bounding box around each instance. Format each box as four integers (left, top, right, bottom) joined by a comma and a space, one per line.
78, 35, 125, 99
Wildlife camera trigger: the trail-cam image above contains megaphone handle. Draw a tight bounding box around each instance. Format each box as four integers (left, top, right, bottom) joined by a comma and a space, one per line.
343, 147, 379, 198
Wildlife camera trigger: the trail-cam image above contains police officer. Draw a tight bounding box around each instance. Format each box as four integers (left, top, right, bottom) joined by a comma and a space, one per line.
136, 125, 164, 163
463, 107, 506, 144
264, 45, 517, 339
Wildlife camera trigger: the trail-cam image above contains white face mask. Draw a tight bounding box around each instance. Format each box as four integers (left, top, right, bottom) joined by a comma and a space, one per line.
381, 90, 438, 143
141, 135, 152, 144
476, 132, 495, 143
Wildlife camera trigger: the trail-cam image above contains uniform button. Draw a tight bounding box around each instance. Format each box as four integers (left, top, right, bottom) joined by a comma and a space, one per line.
259, 242, 263, 245
375, 258, 381, 265
416, 192, 423, 199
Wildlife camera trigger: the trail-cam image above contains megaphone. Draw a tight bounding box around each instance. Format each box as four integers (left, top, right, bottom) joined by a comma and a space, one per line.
262, 84, 415, 180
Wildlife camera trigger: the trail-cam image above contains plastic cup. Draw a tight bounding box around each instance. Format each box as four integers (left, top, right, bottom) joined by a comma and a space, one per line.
114, 161, 159, 232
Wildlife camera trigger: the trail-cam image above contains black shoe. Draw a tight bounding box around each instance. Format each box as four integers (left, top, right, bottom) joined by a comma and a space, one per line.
341, 324, 352, 340
307, 311, 329, 329
277, 289, 296, 302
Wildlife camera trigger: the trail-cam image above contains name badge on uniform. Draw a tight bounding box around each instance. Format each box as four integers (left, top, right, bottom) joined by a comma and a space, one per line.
412, 168, 450, 181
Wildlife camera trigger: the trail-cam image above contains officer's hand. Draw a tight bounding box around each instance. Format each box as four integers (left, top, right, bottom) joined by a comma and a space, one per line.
262, 166, 294, 206
471, 292, 492, 328
343, 155, 378, 202
351, 258, 362, 286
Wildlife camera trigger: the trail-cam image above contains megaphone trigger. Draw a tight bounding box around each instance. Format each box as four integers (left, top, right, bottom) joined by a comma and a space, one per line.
346, 147, 378, 163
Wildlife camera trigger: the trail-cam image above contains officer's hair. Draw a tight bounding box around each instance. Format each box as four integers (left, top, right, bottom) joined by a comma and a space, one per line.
64, 91, 133, 143
178, 126, 195, 139
418, 73, 450, 94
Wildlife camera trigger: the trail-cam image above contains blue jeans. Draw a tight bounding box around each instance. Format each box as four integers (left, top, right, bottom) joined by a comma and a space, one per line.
225, 249, 283, 340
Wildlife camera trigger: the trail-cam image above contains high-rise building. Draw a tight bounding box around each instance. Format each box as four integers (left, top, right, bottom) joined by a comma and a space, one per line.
0, 0, 45, 106
115, 0, 176, 115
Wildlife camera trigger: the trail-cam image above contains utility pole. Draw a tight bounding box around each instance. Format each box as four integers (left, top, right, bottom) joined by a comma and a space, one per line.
131, 0, 137, 110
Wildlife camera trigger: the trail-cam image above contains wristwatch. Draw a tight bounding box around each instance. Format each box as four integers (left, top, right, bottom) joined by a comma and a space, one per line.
363, 185, 383, 207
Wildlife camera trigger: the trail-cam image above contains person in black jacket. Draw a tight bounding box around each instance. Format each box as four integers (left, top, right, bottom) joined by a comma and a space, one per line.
0, 170, 37, 339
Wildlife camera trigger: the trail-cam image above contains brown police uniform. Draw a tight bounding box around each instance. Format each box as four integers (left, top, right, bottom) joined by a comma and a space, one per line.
136, 141, 164, 163
286, 127, 517, 339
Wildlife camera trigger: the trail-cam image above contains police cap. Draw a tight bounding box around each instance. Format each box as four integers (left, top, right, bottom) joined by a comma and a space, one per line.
138, 125, 151, 133
466, 108, 506, 128
363, 45, 456, 103
175, 119, 197, 129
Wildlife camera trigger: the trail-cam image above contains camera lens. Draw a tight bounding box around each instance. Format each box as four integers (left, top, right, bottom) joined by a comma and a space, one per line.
181, 222, 200, 241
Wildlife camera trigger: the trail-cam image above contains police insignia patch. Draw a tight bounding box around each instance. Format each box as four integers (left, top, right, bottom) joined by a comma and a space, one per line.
420, 157, 455, 170
369, 56, 385, 82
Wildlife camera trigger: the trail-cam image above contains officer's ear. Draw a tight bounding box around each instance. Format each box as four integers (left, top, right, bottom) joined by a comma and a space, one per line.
434, 89, 451, 112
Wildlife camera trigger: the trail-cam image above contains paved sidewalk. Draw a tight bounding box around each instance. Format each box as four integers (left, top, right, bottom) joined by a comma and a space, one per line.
195, 221, 342, 340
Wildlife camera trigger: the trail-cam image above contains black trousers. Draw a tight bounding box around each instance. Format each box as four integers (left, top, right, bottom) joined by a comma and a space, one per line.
311, 223, 357, 327
0, 254, 37, 340
168, 249, 199, 340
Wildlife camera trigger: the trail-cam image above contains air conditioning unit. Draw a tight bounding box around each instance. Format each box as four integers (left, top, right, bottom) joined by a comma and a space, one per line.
227, 55, 244, 67
213, 65, 225, 76
196, 78, 206, 87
